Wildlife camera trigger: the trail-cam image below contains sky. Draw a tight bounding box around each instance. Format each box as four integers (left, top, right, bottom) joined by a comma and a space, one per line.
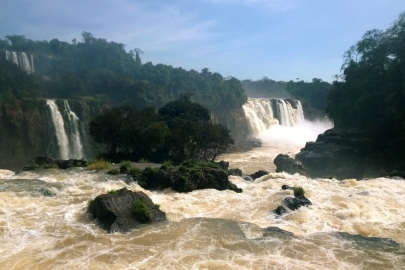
1, 0, 404, 82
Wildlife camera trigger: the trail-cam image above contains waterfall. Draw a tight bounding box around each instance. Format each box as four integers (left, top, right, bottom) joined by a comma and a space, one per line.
46, 100, 87, 160
46, 100, 70, 160
11, 51, 19, 66
5, 50, 11, 61
20, 52, 32, 74
242, 98, 305, 137
4, 50, 34, 74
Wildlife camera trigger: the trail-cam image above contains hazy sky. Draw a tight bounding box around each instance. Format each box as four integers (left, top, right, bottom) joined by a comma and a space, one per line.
1, 0, 404, 82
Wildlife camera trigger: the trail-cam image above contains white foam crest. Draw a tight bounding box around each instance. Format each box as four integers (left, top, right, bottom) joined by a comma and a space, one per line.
0, 169, 15, 179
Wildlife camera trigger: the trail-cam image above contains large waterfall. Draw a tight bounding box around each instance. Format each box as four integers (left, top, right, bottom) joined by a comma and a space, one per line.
4, 50, 34, 74
46, 100, 87, 160
242, 98, 304, 137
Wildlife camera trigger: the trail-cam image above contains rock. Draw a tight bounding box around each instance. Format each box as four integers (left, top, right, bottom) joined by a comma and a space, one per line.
228, 168, 243, 176
242, 175, 253, 181
272, 127, 405, 180
35, 156, 54, 165
250, 170, 269, 180
274, 206, 287, 215
88, 188, 166, 233
281, 185, 293, 190
274, 154, 309, 176
216, 160, 229, 171
56, 159, 87, 169
138, 162, 242, 193
283, 195, 312, 211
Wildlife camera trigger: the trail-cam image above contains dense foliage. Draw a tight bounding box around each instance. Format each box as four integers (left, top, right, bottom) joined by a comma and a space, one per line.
89, 97, 234, 163
241, 77, 331, 119
0, 58, 45, 106
0, 32, 247, 112
327, 12, 405, 134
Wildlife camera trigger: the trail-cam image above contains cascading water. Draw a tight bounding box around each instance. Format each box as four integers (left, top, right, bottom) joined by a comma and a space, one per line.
242, 98, 304, 136
243, 97, 331, 147
20, 52, 32, 74
46, 100, 87, 160
4, 50, 34, 74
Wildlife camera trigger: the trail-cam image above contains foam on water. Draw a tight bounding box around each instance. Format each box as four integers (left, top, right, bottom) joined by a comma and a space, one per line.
1, 155, 405, 268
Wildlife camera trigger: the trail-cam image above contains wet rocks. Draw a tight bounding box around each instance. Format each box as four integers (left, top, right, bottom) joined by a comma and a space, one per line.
250, 170, 269, 180
275, 206, 287, 215
274, 185, 312, 215
23, 156, 87, 170
88, 188, 166, 233
137, 162, 242, 193
275, 127, 405, 180
274, 154, 309, 177
283, 195, 312, 211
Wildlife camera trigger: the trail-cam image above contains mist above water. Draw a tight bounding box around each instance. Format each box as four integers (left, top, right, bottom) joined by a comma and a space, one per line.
259, 119, 333, 148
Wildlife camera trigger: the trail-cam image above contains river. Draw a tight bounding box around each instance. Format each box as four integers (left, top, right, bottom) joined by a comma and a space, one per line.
1, 141, 404, 269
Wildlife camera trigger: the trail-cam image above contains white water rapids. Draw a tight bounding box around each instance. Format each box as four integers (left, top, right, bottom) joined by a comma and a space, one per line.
1, 143, 404, 269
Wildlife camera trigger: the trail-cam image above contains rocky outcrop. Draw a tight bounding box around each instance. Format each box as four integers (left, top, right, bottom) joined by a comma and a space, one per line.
274, 154, 309, 176
274, 185, 312, 215
283, 196, 312, 211
88, 188, 166, 233
136, 162, 242, 193
212, 107, 250, 141
274, 128, 405, 179
250, 170, 269, 180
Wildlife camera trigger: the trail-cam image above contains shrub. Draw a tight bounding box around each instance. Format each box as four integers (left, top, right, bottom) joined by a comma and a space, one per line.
119, 161, 132, 173
293, 186, 305, 197
131, 199, 152, 223
87, 159, 111, 170
127, 168, 142, 177
107, 189, 119, 195
161, 160, 173, 170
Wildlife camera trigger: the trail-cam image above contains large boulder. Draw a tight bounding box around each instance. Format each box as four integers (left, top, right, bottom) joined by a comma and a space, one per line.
273, 128, 404, 179
138, 162, 242, 193
283, 195, 312, 211
250, 170, 269, 180
274, 154, 309, 176
88, 188, 166, 233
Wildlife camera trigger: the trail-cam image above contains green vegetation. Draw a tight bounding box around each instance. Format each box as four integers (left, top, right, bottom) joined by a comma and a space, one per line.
89, 97, 234, 164
1, 32, 246, 112
136, 160, 241, 193
107, 189, 119, 195
293, 186, 306, 197
119, 161, 132, 173
87, 159, 111, 170
131, 199, 152, 223
326, 12, 405, 164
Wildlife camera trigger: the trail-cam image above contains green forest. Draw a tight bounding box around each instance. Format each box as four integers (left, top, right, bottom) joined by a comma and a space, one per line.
327, 12, 405, 132
0, 31, 332, 117
0, 32, 247, 112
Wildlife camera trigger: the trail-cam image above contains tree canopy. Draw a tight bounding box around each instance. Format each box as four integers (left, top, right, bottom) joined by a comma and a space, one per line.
1, 32, 247, 113
327, 12, 405, 132
89, 98, 234, 163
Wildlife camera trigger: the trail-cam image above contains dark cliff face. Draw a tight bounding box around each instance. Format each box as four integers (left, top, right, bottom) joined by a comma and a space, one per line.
212, 107, 249, 141
0, 100, 49, 170
0, 99, 105, 170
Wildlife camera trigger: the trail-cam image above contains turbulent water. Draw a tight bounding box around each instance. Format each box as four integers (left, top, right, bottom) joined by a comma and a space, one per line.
1, 143, 404, 269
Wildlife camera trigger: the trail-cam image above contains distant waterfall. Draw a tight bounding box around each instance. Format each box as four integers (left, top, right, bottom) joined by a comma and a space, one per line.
46, 100, 87, 160
4, 50, 34, 74
242, 98, 304, 137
